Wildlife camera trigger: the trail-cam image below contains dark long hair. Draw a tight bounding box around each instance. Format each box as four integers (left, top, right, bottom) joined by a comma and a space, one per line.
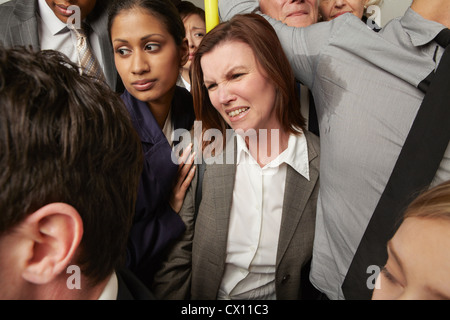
108, 0, 185, 46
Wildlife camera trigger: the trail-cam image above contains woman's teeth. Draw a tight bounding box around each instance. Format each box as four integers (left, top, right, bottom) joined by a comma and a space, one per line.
228, 108, 249, 117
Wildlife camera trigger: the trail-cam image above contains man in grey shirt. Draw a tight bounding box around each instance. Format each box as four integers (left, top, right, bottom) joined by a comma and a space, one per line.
219, 0, 450, 299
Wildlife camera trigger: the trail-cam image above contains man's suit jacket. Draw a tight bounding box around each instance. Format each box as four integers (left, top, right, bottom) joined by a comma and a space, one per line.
0, 0, 118, 90
153, 130, 320, 300
116, 268, 155, 300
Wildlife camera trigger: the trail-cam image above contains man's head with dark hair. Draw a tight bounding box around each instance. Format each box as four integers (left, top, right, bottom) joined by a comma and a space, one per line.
0, 46, 143, 299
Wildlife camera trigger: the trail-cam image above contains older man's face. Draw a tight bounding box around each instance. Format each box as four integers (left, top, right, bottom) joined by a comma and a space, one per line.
259, 0, 319, 27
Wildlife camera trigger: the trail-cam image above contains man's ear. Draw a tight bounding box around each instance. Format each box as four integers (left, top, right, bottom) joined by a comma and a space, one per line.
21, 203, 83, 285
180, 38, 189, 67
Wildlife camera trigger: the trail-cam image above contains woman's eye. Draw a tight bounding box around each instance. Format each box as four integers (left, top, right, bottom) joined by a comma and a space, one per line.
194, 32, 205, 38
116, 47, 131, 56
144, 43, 160, 52
381, 265, 405, 288
381, 266, 396, 283
231, 73, 245, 80
206, 83, 217, 91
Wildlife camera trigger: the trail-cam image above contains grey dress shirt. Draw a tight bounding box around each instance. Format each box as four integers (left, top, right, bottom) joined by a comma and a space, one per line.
219, 0, 450, 300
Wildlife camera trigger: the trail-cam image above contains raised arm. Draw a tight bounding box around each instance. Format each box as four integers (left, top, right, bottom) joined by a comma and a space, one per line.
218, 0, 259, 21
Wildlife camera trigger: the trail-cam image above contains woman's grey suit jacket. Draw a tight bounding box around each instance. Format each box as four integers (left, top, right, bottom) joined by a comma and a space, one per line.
153, 130, 320, 300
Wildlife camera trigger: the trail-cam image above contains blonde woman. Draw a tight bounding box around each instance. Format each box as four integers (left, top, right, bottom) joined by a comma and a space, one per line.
372, 180, 450, 300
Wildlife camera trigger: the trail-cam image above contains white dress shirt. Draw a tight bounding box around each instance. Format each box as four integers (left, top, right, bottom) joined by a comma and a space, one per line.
218, 131, 309, 300
97, 272, 118, 300
37, 0, 104, 70
179, 75, 191, 92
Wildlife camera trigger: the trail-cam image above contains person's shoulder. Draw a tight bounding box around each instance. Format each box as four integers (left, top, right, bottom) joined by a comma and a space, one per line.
173, 85, 194, 112
174, 85, 192, 99
299, 14, 361, 45
0, 0, 19, 19
0, 0, 37, 25
116, 268, 155, 300
0, 0, 34, 14
0, 0, 17, 10
0, 0, 31, 44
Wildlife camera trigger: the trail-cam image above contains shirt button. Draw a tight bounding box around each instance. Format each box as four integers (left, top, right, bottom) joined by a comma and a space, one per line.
281, 274, 290, 284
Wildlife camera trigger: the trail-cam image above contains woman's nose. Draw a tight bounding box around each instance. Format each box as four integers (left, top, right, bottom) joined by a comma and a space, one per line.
131, 50, 150, 75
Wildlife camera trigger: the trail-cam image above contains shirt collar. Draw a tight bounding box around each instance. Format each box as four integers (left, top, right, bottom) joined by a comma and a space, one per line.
97, 272, 119, 300
235, 130, 310, 180
38, 0, 69, 35
401, 7, 448, 47
121, 91, 164, 145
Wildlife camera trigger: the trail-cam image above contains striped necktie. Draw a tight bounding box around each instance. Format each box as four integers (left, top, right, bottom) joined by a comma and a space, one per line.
69, 24, 105, 82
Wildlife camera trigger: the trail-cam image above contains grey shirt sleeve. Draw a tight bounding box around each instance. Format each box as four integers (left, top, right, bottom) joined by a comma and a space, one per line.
218, 0, 259, 21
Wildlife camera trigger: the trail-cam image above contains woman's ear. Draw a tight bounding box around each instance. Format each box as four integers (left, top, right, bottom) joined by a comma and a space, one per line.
180, 38, 189, 67
21, 203, 83, 285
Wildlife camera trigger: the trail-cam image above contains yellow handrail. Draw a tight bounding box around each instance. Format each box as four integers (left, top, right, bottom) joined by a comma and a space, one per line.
204, 0, 219, 33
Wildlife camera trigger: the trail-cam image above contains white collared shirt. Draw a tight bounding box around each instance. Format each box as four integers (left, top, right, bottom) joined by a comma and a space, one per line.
218, 131, 309, 300
180, 75, 191, 92
97, 272, 119, 300
37, 0, 104, 70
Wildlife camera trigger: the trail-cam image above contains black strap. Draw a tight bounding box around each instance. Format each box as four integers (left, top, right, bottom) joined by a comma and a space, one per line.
342, 29, 450, 300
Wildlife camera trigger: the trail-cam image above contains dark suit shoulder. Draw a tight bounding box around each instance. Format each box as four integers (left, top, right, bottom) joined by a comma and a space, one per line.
116, 268, 155, 300
172, 85, 195, 130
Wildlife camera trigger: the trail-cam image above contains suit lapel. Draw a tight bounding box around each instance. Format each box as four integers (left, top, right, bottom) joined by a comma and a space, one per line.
10, 0, 40, 49
98, 29, 116, 89
210, 143, 236, 259
88, 3, 117, 90
202, 136, 236, 272
276, 134, 319, 265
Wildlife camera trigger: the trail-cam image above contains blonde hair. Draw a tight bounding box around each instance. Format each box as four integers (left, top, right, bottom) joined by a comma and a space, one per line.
404, 180, 450, 221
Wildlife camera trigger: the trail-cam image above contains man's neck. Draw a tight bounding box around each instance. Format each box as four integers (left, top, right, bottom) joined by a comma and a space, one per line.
411, 0, 450, 28
32, 273, 111, 300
